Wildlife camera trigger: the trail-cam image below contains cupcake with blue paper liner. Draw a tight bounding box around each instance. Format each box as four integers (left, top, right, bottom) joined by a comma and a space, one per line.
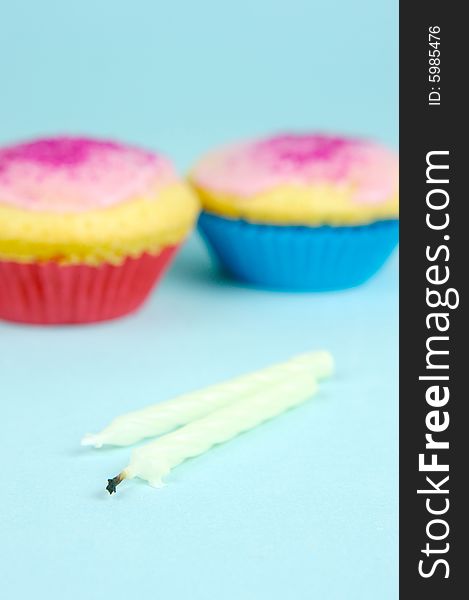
190, 133, 399, 291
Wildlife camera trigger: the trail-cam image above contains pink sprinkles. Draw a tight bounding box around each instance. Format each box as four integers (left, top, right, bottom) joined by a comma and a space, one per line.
0, 137, 157, 169
192, 132, 399, 203
0, 136, 176, 212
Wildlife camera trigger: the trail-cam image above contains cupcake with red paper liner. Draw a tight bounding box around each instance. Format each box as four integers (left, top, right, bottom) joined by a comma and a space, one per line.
0, 136, 198, 324
190, 133, 399, 291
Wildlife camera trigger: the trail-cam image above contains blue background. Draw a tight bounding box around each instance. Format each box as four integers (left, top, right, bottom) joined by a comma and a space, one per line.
0, 1, 398, 599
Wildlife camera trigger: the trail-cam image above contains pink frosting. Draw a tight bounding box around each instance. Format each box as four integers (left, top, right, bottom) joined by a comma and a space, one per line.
192, 133, 399, 204
0, 136, 177, 212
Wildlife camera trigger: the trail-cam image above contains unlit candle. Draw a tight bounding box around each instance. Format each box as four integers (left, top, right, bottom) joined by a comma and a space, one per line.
83, 351, 333, 448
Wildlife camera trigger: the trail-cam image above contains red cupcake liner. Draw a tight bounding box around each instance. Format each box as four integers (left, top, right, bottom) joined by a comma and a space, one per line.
0, 246, 179, 325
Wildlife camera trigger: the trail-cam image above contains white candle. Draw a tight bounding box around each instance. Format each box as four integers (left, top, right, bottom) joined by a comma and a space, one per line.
106, 369, 321, 493
83, 351, 333, 448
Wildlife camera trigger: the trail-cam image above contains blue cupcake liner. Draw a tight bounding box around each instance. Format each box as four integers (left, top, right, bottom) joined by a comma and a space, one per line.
198, 212, 399, 291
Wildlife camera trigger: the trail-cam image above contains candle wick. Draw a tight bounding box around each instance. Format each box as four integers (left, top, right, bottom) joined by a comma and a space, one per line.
106, 472, 125, 495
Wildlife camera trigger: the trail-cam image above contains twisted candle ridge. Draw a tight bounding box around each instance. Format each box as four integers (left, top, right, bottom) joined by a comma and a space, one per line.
125, 372, 318, 487
83, 351, 333, 448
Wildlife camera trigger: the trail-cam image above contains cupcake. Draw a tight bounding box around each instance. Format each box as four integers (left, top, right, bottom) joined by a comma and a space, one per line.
190, 133, 399, 291
0, 136, 198, 324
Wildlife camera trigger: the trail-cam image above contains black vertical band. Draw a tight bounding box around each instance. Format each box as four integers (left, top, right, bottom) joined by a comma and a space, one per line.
400, 3, 465, 597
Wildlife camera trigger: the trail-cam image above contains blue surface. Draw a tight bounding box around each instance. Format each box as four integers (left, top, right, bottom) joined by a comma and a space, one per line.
0, 1, 398, 598
199, 212, 399, 291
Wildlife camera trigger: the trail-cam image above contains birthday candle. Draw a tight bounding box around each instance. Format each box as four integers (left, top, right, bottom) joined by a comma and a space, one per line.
82, 351, 333, 448
106, 369, 321, 493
